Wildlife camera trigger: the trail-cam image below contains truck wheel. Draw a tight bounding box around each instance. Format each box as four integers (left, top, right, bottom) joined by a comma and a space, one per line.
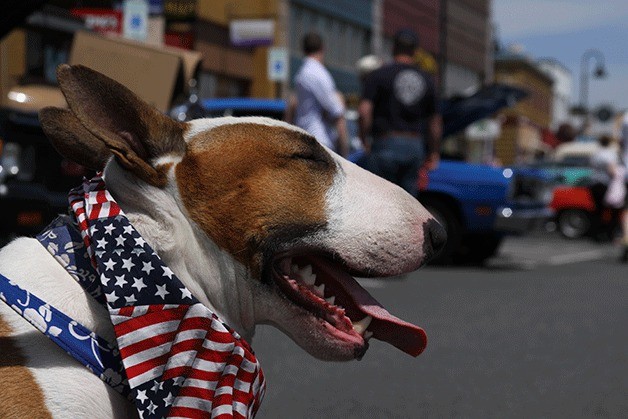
557, 209, 591, 239
421, 199, 461, 265
456, 234, 503, 265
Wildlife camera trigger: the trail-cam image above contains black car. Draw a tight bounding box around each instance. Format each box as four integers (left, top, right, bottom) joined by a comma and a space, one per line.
0, 95, 92, 243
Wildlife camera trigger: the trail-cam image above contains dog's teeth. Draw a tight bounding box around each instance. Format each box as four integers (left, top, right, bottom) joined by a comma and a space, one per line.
352, 316, 373, 335
364, 330, 374, 340
314, 283, 325, 296
299, 265, 316, 285
325, 295, 335, 305
291, 264, 299, 274
305, 273, 317, 286
300, 264, 313, 277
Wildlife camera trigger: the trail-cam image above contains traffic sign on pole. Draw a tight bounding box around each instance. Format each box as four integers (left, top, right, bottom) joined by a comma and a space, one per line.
268, 47, 288, 82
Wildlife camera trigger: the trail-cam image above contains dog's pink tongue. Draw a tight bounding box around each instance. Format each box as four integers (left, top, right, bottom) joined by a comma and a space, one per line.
311, 257, 427, 357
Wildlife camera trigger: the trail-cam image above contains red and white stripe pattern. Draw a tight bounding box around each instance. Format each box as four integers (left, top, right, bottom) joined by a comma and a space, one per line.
69, 176, 121, 268
111, 304, 265, 418
68, 175, 265, 418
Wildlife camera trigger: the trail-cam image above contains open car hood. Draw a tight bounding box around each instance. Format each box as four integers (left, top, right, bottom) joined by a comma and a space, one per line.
441, 83, 528, 138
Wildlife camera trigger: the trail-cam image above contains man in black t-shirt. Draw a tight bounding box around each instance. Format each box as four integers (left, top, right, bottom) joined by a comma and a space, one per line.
358, 29, 441, 196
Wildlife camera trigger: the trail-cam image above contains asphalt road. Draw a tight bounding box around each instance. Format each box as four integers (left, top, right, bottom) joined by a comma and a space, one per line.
253, 233, 628, 418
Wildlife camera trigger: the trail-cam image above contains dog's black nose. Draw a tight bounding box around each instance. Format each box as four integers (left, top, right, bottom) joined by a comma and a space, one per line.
424, 218, 447, 258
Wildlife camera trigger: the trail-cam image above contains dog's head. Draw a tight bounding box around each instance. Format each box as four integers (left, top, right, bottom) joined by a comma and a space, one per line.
40, 64, 445, 361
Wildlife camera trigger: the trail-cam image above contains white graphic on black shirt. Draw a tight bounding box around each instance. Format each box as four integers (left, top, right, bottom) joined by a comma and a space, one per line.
393, 69, 426, 106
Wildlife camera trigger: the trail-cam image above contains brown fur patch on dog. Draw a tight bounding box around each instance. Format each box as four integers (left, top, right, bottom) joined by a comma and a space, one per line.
0, 316, 52, 418
176, 123, 336, 277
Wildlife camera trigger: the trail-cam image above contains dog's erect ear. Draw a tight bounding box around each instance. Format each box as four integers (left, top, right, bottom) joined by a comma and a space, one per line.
55, 64, 185, 187
39, 107, 111, 171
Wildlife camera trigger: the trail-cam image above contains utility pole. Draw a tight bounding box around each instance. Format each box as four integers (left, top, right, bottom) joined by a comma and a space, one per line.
276, 0, 289, 99
438, 0, 448, 98
371, 0, 383, 57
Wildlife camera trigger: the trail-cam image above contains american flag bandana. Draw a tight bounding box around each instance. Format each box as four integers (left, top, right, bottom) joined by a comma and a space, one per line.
67, 175, 265, 418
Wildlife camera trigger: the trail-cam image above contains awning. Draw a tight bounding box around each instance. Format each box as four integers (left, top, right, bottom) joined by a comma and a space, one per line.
1, 3, 88, 40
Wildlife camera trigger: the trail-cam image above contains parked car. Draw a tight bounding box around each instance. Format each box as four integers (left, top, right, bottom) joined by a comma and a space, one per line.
198, 97, 288, 119
418, 161, 554, 264
550, 183, 622, 242
0, 94, 91, 241
526, 160, 593, 186
550, 185, 597, 239
533, 139, 625, 240
358, 83, 554, 264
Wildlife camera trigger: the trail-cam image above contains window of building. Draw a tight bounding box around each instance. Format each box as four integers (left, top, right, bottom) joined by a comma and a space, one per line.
24, 30, 72, 85
198, 71, 249, 98
288, 4, 371, 72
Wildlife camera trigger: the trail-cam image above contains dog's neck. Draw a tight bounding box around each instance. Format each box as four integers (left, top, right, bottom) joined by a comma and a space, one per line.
102, 161, 257, 340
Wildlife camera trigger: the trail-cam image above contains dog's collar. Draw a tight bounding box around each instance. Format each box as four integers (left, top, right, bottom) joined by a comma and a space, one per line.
35, 175, 265, 418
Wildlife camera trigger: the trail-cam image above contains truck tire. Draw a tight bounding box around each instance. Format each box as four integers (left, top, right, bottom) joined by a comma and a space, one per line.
421, 198, 461, 265
557, 209, 591, 239
456, 233, 503, 265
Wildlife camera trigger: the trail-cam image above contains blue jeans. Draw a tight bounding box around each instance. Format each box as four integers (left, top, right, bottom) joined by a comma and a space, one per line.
358, 136, 425, 196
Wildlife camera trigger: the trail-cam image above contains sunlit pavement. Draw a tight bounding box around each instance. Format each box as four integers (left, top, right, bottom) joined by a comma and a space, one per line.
487, 230, 620, 269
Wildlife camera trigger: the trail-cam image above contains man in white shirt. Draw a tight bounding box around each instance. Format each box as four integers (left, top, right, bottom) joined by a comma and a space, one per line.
287, 32, 348, 157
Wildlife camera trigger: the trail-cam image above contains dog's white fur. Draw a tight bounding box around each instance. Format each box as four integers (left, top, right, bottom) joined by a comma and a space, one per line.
0, 66, 441, 417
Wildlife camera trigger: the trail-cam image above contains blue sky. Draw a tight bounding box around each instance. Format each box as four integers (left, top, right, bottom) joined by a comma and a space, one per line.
492, 0, 628, 111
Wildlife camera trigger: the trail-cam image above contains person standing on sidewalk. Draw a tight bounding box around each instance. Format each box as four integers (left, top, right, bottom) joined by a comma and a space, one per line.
589, 134, 624, 242
286, 32, 349, 157
357, 29, 441, 196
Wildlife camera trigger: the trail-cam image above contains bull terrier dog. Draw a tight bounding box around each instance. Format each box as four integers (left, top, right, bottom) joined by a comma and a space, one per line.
0, 64, 445, 417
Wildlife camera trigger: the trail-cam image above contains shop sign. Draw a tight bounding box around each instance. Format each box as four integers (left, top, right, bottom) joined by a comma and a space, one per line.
230, 19, 275, 47
71, 8, 122, 35
268, 47, 288, 81
123, 0, 149, 41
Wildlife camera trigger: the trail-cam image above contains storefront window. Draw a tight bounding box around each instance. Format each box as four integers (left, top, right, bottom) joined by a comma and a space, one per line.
198, 71, 249, 98
24, 31, 72, 84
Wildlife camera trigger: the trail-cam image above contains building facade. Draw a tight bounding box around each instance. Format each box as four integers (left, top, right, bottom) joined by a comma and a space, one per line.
536, 58, 573, 131
287, 0, 373, 96
1, 1, 494, 103
494, 52, 554, 164
379, 0, 492, 97
441, 0, 492, 97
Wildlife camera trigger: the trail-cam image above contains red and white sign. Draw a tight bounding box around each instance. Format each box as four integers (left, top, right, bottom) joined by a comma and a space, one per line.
71, 8, 122, 35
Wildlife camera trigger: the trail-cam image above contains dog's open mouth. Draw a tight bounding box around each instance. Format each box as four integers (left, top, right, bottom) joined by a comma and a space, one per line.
271, 254, 427, 357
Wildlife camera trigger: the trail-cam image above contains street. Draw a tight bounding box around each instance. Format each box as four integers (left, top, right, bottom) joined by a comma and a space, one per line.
253, 233, 628, 418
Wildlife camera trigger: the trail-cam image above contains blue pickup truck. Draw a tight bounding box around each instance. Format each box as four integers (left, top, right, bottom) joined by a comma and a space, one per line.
418, 160, 553, 264
416, 84, 554, 264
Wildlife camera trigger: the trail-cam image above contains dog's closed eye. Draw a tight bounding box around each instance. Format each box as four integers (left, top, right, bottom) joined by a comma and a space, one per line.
289, 151, 330, 166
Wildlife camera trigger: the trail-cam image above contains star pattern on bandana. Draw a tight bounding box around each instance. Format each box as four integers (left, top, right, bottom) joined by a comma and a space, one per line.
90, 216, 196, 308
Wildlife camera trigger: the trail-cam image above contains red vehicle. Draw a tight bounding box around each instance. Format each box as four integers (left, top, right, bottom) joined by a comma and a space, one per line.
551, 185, 618, 239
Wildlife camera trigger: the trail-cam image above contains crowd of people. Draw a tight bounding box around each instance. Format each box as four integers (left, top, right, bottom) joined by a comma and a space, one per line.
287, 28, 441, 198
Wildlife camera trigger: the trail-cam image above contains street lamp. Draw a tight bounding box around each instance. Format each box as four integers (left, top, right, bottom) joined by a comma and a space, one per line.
579, 48, 607, 111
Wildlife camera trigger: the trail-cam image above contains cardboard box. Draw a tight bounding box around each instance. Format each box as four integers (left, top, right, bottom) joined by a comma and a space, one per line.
69, 31, 201, 112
